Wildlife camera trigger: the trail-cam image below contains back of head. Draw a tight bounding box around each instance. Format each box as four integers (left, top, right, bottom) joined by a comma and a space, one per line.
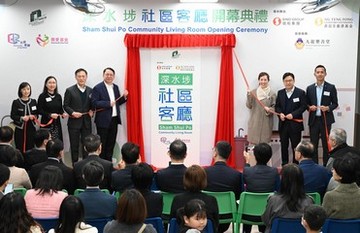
0, 126, 14, 143
0, 145, 17, 166
333, 153, 357, 184
56, 196, 84, 233
34, 129, 50, 148
0, 192, 34, 233
35, 165, 63, 195
169, 139, 187, 161
116, 189, 147, 224
82, 161, 104, 187
303, 205, 326, 231
183, 165, 207, 192
121, 142, 140, 164
84, 134, 101, 153
215, 141, 232, 160
0, 163, 10, 187
46, 139, 64, 158
131, 162, 154, 190
280, 163, 306, 211
253, 143, 272, 165
329, 128, 347, 147
296, 141, 314, 159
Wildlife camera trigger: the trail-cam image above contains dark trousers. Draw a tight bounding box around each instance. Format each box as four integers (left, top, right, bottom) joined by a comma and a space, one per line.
68, 127, 91, 163
310, 116, 331, 165
15, 122, 36, 153
279, 123, 302, 165
97, 117, 118, 162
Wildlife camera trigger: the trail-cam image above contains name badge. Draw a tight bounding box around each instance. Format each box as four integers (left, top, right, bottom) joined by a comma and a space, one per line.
46, 97, 52, 102
31, 106, 37, 111
323, 91, 330, 96
293, 98, 300, 103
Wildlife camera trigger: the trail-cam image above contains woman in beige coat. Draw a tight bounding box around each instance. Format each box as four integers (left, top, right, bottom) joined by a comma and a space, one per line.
246, 72, 276, 144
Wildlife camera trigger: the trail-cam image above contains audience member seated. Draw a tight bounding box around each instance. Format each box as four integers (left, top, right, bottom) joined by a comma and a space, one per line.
104, 189, 157, 233
49, 196, 98, 233
29, 139, 75, 194
177, 199, 208, 233
0, 145, 32, 189
327, 128, 360, 171
170, 165, 219, 232
262, 164, 313, 233
322, 154, 360, 219
302, 205, 326, 233
155, 139, 187, 193
24, 128, 50, 171
243, 143, 280, 233
0, 126, 24, 168
0, 192, 43, 233
295, 140, 331, 198
74, 134, 114, 191
25, 165, 68, 218
77, 161, 117, 220
111, 142, 140, 192
0, 164, 10, 200
205, 140, 243, 200
132, 162, 163, 218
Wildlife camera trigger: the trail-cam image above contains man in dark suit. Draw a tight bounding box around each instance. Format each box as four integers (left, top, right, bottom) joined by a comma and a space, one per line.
74, 134, 114, 191
77, 160, 117, 220
0, 126, 24, 168
29, 139, 75, 194
275, 72, 307, 165
91, 67, 128, 161
111, 142, 139, 192
24, 128, 50, 171
306, 65, 338, 165
155, 139, 187, 193
63, 68, 93, 164
295, 140, 331, 198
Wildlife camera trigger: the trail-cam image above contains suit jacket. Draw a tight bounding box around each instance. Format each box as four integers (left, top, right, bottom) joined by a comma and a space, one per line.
306, 81, 338, 126
140, 189, 163, 218
63, 85, 92, 129
204, 161, 243, 200
111, 165, 136, 192
243, 164, 280, 192
275, 87, 307, 132
77, 188, 117, 219
155, 164, 187, 193
29, 158, 75, 194
24, 148, 47, 171
73, 154, 114, 190
322, 183, 360, 219
299, 159, 331, 197
91, 82, 126, 128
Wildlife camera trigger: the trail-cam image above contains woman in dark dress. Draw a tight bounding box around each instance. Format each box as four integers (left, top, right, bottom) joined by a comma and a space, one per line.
37, 76, 66, 141
11, 82, 38, 153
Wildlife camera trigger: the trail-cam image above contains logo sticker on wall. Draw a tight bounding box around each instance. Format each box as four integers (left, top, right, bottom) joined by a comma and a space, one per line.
29, 9, 47, 26
7, 33, 30, 49
36, 34, 50, 47
36, 34, 69, 47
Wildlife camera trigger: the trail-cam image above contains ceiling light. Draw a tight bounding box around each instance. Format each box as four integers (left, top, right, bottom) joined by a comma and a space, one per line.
180, 0, 218, 3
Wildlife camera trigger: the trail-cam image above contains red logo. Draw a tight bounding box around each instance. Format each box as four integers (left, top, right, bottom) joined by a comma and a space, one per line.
273, 17, 281, 26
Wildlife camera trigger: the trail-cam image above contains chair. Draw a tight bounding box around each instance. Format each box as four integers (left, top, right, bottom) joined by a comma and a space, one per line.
306, 192, 321, 205
270, 218, 305, 233
74, 188, 110, 196
322, 218, 360, 233
168, 218, 214, 233
34, 218, 58, 233
203, 190, 237, 231
85, 218, 112, 233
13, 187, 27, 196
161, 191, 176, 223
235, 192, 273, 233
145, 217, 165, 233
114, 191, 122, 200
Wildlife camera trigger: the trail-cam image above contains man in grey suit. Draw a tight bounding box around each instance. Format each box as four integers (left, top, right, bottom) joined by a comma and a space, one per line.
63, 68, 93, 164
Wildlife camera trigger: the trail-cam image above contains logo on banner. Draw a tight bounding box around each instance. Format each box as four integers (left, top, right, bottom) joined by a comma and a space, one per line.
172, 50, 180, 58
273, 17, 281, 26
295, 38, 305, 49
29, 9, 47, 25
7, 33, 30, 49
36, 34, 50, 47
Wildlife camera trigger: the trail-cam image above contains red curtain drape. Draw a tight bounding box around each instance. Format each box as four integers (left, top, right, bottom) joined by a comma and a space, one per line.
124, 33, 236, 167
